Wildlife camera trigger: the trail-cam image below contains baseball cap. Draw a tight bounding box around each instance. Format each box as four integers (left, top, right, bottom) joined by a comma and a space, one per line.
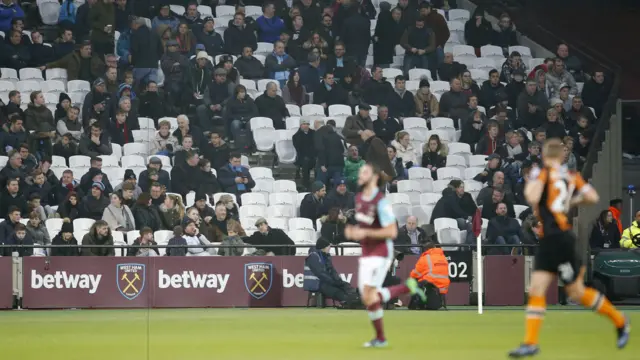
93, 77, 105, 87
559, 82, 571, 90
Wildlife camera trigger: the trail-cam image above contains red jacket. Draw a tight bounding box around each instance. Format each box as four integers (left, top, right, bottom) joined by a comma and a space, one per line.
609, 206, 623, 235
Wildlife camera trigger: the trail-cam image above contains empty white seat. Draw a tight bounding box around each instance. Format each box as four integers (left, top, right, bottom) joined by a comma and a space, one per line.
239, 79, 257, 92
42, 79, 65, 94
464, 180, 484, 200
19, 68, 44, 81
434, 217, 463, 250
446, 154, 467, 170
453, 45, 476, 58
249, 116, 274, 130
197, 5, 212, 16
469, 68, 489, 82
275, 139, 297, 165
249, 167, 273, 180
289, 217, 314, 231
98, 155, 120, 167
301, 104, 325, 117
407, 167, 433, 192
240, 193, 267, 206
403, 117, 427, 130
382, 68, 402, 79
464, 167, 485, 180
215, 5, 235, 17
514, 205, 529, 218
392, 203, 411, 226
285, 117, 300, 130
0, 80, 15, 92
469, 154, 488, 168
254, 128, 276, 152
479, 45, 504, 60
286, 104, 301, 116
123, 143, 148, 157
253, 178, 274, 193
73, 218, 95, 232
396, 180, 421, 205
51, 155, 67, 168
1, 68, 19, 82
67, 80, 91, 93
420, 193, 442, 205
432, 180, 450, 194
430, 80, 450, 95
437, 167, 462, 180
448, 8, 470, 21
69, 155, 90, 168
45, 68, 68, 81
257, 79, 279, 92
17, 80, 41, 93
121, 155, 146, 169
529, 58, 545, 69
328, 104, 352, 116
387, 193, 411, 206
269, 192, 296, 208
268, 204, 296, 218
256, 42, 274, 54
127, 230, 140, 244
273, 179, 297, 193
239, 204, 267, 219
408, 68, 433, 81
412, 205, 434, 225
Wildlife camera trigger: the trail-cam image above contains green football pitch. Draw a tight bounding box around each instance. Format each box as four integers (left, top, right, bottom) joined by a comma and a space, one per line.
0, 307, 637, 360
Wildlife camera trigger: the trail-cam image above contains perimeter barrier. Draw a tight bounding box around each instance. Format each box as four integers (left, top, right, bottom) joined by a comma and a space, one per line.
0, 243, 562, 309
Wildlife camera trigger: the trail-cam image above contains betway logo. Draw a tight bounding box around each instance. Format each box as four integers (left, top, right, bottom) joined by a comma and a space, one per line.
283, 269, 352, 288
158, 270, 229, 293
31, 270, 102, 294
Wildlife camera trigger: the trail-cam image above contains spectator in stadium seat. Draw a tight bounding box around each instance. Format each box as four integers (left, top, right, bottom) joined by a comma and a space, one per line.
1, 116, 26, 155
430, 179, 477, 244
481, 188, 516, 221
0, 150, 25, 188
499, 51, 526, 85
182, 2, 203, 28
103, 191, 136, 233
517, 79, 549, 129
88, 0, 115, 57
255, 82, 290, 130
217, 152, 255, 199
286, 15, 310, 63
54, 29, 76, 61
173, 115, 203, 149
245, 217, 295, 255
298, 0, 322, 31
343, 145, 365, 191
194, 159, 221, 196
556, 43, 584, 82
161, 40, 190, 108
325, 178, 355, 215
81, 219, 115, 256
295, 53, 321, 95
421, 135, 447, 180
193, 193, 214, 223
115, 170, 142, 200
414, 79, 439, 120
81, 79, 111, 129
461, 73, 480, 99
28, 169, 54, 211
320, 207, 347, 245
574, 130, 591, 168
491, 14, 518, 56
313, 72, 349, 112
372, 105, 402, 145
79, 123, 112, 157
129, 18, 164, 86
391, 130, 418, 167
158, 194, 184, 230
496, 130, 527, 165
0, 178, 28, 216
3, 30, 31, 70
53, 134, 78, 162
138, 82, 166, 122
51, 221, 80, 256
17, 143, 37, 176
569, 115, 592, 144
79, 157, 112, 193
438, 52, 465, 83
28, 31, 56, 67
27, 123, 55, 163
257, 2, 285, 43
556, 84, 572, 112
26, 211, 49, 251
216, 55, 241, 87
464, 7, 492, 53
2, 222, 33, 257
165, 225, 187, 256
127, 226, 160, 256
0, 0, 24, 33
545, 57, 578, 99
474, 153, 517, 186
0, 206, 21, 246
479, 69, 505, 109
80, 182, 109, 220
439, 78, 469, 126
505, 68, 526, 110
566, 95, 595, 129
234, 46, 265, 80
581, 71, 610, 118
292, 118, 316, 190
57, 190, 82, 220
131, 193, 162, 231
223, 84, 259, 141
372, 5, 403, 68
265, 40, 297, 88
170, 150, 199, 198
339, 6, 371, 67
542, 108, 566, 140
300, 181, 327, 228
302, 31, 330, 63
396, 215, 427, 255
459, 110, 484, 148
400, 17, 436, 76
104, 67, 119, 94
361, 66, 391, 107
183, 53, 212, 110
282, 69, 309, 107
326, 41, 354, 82
108, 109, 133, 146
196, 68, 231, 132
3, 93, 25, 125
387, 75, 416, 119
486, 202, 522, 255
304, 237, 354, 302
477, 171, 515, 205
343, 104, 374, 145
152, 4, 179, 31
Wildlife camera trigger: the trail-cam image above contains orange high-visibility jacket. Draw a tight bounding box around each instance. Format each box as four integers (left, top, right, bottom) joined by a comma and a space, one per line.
410, 248, 451, 294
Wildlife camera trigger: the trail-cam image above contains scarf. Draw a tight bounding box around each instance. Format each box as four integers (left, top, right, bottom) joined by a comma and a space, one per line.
506, 144, 522, 158
287, 82, 304, 106
116, 121, 129, 143
231, 165, 246, 191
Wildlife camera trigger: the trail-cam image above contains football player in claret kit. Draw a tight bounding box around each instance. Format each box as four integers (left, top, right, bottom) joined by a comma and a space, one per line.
345, 163, 426, 348
508, 139, 630, 358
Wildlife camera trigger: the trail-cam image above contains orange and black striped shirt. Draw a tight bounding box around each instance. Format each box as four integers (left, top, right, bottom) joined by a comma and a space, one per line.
529, 165, 590, 237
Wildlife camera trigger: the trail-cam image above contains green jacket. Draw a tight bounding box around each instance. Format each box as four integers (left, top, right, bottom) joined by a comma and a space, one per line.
344, 157, 365, 184
89, 0, 115, 43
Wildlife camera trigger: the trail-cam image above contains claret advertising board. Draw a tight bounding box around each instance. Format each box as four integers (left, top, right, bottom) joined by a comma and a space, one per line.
19, 253, 541, 309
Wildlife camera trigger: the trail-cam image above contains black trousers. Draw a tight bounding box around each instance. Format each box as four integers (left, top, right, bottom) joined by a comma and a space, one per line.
296, 156, 315, 188
319, 282, 350, 302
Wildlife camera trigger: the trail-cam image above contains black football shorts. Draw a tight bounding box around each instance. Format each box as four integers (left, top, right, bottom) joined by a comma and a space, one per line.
534, 231, 583, 284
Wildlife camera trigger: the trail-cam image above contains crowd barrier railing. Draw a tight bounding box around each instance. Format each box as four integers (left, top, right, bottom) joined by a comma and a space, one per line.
0, 243, 560, 310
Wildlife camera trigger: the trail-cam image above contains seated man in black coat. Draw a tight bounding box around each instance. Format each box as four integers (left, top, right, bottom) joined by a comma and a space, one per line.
217, 152, 255, 204
300, 181, 327, 229
430, 180, 477, 244
396, 215, 428, 255
481, 187, 516, 220
303, 237, 354, 303
170, 150, 199, 199
486, 202, 522, 255
245, 217, 295, 255
313, 72, 349, 114
387, 75, 415, 119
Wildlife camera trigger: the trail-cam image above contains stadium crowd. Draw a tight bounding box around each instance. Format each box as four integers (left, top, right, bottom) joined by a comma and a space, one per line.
0, 0, 620, 258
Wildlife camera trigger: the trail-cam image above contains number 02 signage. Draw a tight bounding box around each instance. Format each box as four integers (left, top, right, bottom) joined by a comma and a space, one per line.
444, 251, 473, 282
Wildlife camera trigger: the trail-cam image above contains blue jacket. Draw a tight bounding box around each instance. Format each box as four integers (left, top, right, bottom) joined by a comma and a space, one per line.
0, 2, 25, 32
152, 15, 180, 32
217, 163, 256, 195
58, 0, 76, 24
116, 29, 131, 60
303, 248, 343, 291
256, 15, 284, 43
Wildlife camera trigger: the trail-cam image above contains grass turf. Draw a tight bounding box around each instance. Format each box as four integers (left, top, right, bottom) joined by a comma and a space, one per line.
0, 308, 637, 360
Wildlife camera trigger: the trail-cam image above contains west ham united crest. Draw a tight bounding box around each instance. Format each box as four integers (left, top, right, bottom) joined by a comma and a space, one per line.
244, 262, 273, 299
117, 263, 146, 300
